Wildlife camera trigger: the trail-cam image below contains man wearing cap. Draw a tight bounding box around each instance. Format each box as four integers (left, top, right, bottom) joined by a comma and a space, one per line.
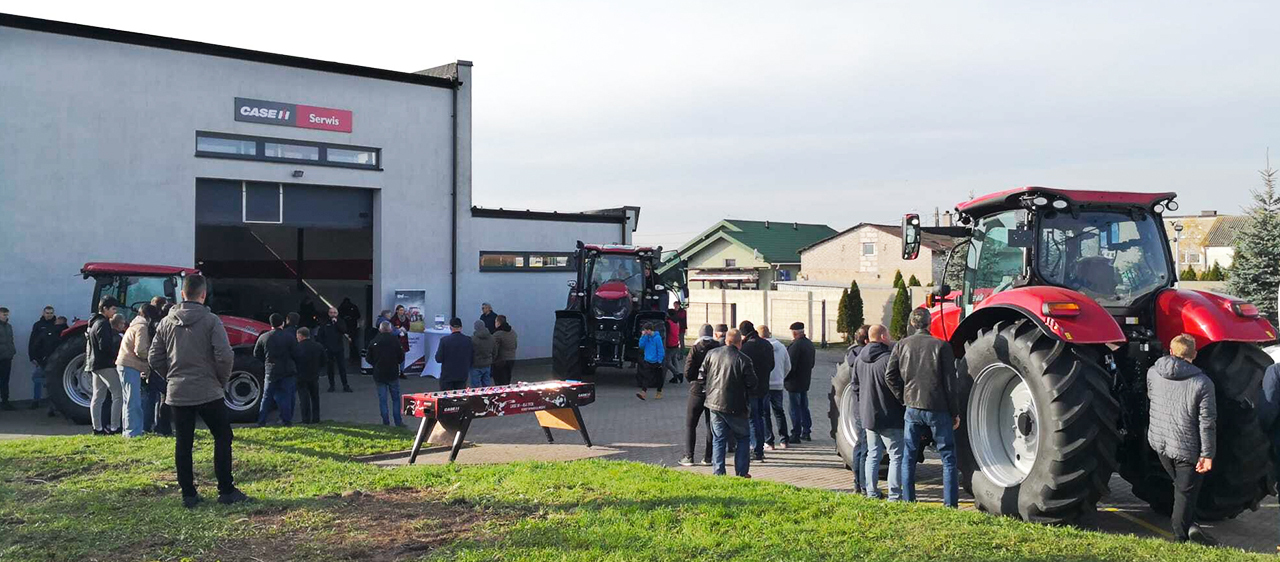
786, 322, 816, 442
434, 318, 473, 391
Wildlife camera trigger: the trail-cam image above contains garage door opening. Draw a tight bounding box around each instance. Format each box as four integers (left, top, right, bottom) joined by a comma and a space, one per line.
195, 179, 374, 343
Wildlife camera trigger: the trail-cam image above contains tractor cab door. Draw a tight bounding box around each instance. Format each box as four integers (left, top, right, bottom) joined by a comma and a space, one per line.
963, 210, 1031, 316
93, 275, 180, 320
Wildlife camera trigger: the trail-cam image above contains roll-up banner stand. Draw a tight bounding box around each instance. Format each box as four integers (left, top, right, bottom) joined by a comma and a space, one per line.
396, 290, 427, 375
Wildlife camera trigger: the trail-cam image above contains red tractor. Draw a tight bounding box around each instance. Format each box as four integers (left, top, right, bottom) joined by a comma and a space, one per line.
552, 242, 669, 377
882, 187, 1274, 524
45, 263, 270, 424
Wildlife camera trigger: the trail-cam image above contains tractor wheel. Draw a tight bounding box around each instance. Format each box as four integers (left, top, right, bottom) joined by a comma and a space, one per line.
224, 353, 265, 424
1124, 342, 1272, 520
834, 373, 859, 471
45, 339, 92, 425
961, 320, 1121, 524
829, 359, 852, 442
552, 317, 585, 379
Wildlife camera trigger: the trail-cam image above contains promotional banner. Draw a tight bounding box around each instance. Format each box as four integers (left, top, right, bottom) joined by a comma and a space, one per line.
234, 97, 353, 133
394, 290, 427, 375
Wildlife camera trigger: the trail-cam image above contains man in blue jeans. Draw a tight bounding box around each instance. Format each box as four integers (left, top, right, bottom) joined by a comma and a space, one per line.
785, 322, 816, 442
853, 325, 905, 500
703, 329, 758, 477
253, 313, 297, 427
885, 309, 960, 507
738, 321, 774, 462
367, 322, 407, 426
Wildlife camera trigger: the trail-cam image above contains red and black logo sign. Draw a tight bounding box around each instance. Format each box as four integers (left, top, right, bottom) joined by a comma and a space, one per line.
235, 97, 353, 133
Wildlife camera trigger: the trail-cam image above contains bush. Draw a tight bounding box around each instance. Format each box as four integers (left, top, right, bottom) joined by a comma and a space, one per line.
846, 280, 864, 336
1201, 261, 1225, 281
892, 270, 905, 289
1179, 266, 1199, 281
908, 274, 921, 287
836, 288, 850, 339
890, 285, 911, 339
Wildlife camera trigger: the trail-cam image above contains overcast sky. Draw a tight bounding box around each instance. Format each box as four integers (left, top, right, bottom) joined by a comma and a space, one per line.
12, 1, 1280, 249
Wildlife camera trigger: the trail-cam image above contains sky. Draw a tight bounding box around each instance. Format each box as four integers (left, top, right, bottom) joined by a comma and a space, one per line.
10, 1, 1280, 249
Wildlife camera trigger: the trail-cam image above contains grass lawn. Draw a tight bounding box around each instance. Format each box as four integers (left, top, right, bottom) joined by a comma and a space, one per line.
0, 423, 1265, 561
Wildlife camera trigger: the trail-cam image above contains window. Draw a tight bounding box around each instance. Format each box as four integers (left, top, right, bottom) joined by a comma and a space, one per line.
195, 131, 381, 170
1039, 211, 1171, 307
1180, 251, 1201, 265
862, 242, 876, 256
964, 211, 1024, 310
480, 251, 573, 272
724, 259, 737, 267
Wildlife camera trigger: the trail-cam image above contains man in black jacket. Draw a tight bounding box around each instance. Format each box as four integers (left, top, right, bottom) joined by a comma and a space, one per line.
87, 297, 121, 433
317, 306, 352, 393
293, 327, 327, 424
886, 308, 960, 507
367, 322, 406, 426
738, 320, 774, 462
434, 318, 473, 392
27, 306, 59, 412
852, 325, 905, 500
679, 324, 721, 467
253, 313, 298, 427
785, 322, 816, 442
703, 329, 757, 477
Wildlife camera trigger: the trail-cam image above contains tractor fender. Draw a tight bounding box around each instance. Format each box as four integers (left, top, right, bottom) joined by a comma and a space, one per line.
60, 321, 88, 340
1154, 289, 1277, 350
949, 286, 1124, 356
556, 309, 588, 324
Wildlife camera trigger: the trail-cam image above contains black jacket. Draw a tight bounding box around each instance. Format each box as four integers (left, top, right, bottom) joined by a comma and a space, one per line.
739, 332, 774, 397
29, 318, 61, 366
885, 333, 959, 415
366, 331, 405, 383
785, 336, 816, 393
701, 345, 758, 417
253, 328, 297, 380
85, 313, 118, 371
480, 311, 498, 334
851, 342, 904, 431
684, 337, 722, 396
315, 318, 347, 354
294, 338, 328, 383
434, 331, 473, 383
844, 344, 865, 368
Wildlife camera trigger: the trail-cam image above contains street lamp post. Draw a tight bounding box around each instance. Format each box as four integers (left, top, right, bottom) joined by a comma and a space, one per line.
1173, 222, 1184, 277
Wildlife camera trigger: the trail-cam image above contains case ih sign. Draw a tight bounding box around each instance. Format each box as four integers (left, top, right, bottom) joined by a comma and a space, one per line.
234, 97, 352, 133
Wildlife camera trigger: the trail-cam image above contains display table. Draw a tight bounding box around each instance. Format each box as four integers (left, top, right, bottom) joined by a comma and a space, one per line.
419, 327, 452, 378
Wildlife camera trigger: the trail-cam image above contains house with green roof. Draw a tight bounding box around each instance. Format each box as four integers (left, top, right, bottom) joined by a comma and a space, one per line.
658, 219, 837, 290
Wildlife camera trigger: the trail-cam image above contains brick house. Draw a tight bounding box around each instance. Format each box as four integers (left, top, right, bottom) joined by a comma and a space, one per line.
798, 223, 962, 287
1162, 211, 1246, 274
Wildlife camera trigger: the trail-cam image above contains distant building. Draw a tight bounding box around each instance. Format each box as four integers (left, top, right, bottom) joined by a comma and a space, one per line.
658, 220, 837, 290
1163, 211, 1246, 273
798, 223, 963, 287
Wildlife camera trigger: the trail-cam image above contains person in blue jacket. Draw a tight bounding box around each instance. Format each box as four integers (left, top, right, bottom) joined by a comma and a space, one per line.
636, 323, 665, 401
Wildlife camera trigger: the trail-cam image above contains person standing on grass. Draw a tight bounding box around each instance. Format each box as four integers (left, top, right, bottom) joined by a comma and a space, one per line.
367, 322, 406, 426
317, 306, 353, 393
87, 298, 122, 434
293, 327, 327, 424
491, 315, 518, 385
679, 324, 721, 467
636, 323, 665, 401
27, 306, 59, 413
480, 303, 498, 334
0, 307, 14, 411
116, 304, 157, 438
141, 305, 171, 435
665, 312, 684, 385
1147, 334, 1219, 546
703, 329, 757, 477
786, 322, 816, 443
148, 274, 247, 508
469, 320, 496, 388
886, 308, 960, 508
253, 313, 298, 427
853, 325, 904, 501
738, 320, 773, 462
434, 318, 472, 392
758, 325, 791, 450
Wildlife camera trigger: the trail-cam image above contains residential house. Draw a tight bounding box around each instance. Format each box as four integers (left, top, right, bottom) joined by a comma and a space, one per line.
1163, 211, 1244, 274
798, 223, 963, 287
658, 219, 837, 290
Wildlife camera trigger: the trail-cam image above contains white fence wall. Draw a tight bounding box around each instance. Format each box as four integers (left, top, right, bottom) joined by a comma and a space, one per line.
687, 285, 927, 343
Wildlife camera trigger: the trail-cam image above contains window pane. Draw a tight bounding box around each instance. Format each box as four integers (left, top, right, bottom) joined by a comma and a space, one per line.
264, 143, 319, 160
480, 253, 524, 269
529, 254, 570, 269
862, 242, 875, 255
724, 259, 736, 267
327, 148, 378, 166
197, 135, 256, 155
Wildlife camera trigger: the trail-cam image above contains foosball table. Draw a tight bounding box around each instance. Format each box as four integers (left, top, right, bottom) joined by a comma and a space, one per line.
401, 380, 596, 463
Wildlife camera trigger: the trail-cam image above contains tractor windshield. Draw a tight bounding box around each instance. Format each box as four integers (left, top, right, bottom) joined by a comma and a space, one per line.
1037, 211, 1171, 307
589, 255, 644, 295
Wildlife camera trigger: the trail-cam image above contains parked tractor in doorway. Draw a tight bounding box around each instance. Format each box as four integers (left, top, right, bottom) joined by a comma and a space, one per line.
552, 242, 669, 378
44, 263, 270, 424
840, 187, 1276, 525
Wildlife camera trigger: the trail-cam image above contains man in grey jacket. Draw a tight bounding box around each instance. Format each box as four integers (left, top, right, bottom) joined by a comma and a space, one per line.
1147, 334, 1217, 545
148, 275, 248, 508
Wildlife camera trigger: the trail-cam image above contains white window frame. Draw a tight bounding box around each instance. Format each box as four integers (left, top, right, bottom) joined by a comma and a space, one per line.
862, 242, 876, 256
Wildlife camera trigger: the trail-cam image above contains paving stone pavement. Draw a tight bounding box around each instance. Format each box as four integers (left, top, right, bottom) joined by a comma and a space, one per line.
3, 349, 1275, 553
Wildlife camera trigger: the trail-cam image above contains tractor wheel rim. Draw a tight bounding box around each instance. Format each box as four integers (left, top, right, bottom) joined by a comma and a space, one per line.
63, 355, 93, 409
969, 362, 1039, 487
225, 371, 260, 412
839, 387, 859, 454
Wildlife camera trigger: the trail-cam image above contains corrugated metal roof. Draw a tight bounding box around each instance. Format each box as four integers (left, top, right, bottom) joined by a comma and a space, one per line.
719, 220, 837, 263
1202, 215, 1249, 248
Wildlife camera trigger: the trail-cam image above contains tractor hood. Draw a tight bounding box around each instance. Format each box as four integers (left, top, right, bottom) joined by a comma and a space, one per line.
594, 281, 631, 301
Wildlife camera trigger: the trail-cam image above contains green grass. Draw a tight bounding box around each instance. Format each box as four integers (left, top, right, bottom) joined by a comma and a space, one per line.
0, 423, 1264, 561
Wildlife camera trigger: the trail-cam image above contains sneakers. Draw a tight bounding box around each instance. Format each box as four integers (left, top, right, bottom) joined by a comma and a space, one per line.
777, 441, 788, 450
763, 443, 775, 452
741, 474, 752, 479
753, 453, 765, 462
93, 429, 108, 436
701, 458, 712, 466
802, 435, 813, 442
217, 489, 251, 505
182, 495, 203, 509
655, 391, 664, 400
678, 456, 695, 467
1187, 525, 1219, 547
636, 391, 647, 401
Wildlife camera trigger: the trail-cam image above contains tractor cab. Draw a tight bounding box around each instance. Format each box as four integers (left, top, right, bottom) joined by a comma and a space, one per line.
81, 262, 191, 321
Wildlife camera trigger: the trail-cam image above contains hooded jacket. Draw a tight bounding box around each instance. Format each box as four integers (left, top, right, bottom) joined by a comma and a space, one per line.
684, 336, 722, 391
148, 302, 234, 407
84, 313, 118, 371
784, 335, 816, 393
739, 330, 774, 398
1146, 355, 1217, 463
851, 341, 904, 431
493, 323, 518, 362
766, 337, 791, 391
701, 345, 758, 417
116, 315, 152, 373
471, 320, 497, 368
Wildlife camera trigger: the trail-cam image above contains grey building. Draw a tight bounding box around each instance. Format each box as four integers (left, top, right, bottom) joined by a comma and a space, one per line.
0, 14, 637, 403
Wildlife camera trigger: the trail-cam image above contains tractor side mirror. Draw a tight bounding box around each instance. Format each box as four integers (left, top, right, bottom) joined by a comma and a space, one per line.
902, 213, 922, 260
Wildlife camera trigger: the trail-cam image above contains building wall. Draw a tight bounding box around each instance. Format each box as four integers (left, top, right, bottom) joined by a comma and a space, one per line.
687, 237, 768, 270
1205, 247, 1234, 270
1162, 216, 1215, 273
686, 285, 927, 343
800, 227, 937, 286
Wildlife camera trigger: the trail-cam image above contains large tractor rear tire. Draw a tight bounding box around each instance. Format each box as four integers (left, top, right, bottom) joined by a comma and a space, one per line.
961, 320, 1121, 524
224, 352, 266, 424
1124, 342, 1272, 520
45, 339, 92, 425
552, 316, 585, 379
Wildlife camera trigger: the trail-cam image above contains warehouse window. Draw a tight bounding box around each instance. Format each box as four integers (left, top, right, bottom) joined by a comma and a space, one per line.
480, 251, 574, 272
195, 131, 381, 170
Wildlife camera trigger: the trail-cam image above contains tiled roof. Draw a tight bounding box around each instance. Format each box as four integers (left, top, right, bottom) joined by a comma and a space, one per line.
801, 223, 963, 254
1202, 215, 1249, 248
720, 220, 837, 263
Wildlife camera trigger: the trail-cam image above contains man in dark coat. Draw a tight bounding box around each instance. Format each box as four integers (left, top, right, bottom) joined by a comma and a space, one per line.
702, 329, 757, 477
679, 324, 721, 467
479, 303, 498, 334
785, 321, 816, 442
737, 320, 774, 462
27, 305, 60, 413
0, 307, 14, 410
338, 297, 361, 357
366, 322, 406, 426
886, 309, 960, 507
434, 318, 473, 391
316, 306, 352, 393
253, 313, 297, 427
293, 327, 327, 424
852, 325, 905, 500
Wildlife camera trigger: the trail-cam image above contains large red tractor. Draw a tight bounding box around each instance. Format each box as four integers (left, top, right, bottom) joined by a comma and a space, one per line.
552, 242, 669, 377
45, 263, 270, 424
840, 187, 1275, 524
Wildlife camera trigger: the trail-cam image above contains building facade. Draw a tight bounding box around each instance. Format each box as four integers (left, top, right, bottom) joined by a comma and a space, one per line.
799, 223, 959, 288
659, 220, 836, 290
1162, 211, 1244, 274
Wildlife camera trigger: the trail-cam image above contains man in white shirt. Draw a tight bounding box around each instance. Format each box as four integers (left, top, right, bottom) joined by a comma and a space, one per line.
758, 325, 792, 449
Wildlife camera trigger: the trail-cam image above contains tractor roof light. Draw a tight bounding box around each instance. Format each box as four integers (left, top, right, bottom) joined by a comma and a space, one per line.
1042, 302, 1082, 317
1051, 199, 1069, 209
1031, 196, 1050, 207
1167, 200, 1179, 211
1153, 203, 1165, 214
1232, 301, 1260, 318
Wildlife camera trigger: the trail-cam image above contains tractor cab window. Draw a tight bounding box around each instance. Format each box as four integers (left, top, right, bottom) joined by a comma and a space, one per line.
1038, 211, 1170, 307
95, 275, 178, 320
589, 255, 643, 295
964, 210, 1025, 312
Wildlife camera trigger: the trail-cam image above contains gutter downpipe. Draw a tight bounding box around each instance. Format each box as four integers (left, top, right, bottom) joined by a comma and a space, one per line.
450, 75, 459, 319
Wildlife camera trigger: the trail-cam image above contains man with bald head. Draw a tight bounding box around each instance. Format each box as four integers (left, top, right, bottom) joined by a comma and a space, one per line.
317, 306, 352, 393
852, 324, 905, 500
702, 329, 758, 477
